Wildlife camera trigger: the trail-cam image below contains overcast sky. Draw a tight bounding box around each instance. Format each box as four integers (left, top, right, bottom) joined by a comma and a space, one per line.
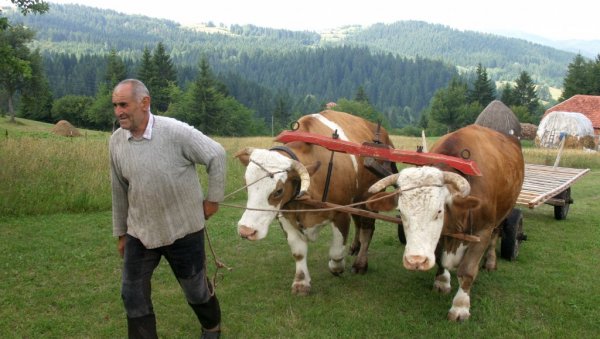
3, 0, 600, 41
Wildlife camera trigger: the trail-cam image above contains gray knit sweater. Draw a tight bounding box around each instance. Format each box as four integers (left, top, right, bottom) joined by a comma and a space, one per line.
109, 115, 226, 248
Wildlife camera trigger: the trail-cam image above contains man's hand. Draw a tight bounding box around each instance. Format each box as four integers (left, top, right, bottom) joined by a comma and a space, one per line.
203, 200, 219, 220
118, 235, 126, 258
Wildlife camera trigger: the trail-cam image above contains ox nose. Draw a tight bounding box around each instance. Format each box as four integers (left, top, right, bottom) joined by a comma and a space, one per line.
404, 255, 431, 271
238, 225, 258, 240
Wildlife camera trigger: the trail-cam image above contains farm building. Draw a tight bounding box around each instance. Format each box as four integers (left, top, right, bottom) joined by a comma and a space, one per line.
544, 95, 600, 136
535, 111, 595, 149
475, 100, 521, 138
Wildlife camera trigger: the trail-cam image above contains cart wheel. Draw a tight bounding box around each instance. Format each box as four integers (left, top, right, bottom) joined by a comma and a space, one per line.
501, 208, 525, 261
397, 216, 406, 244
553, 187, 572, 220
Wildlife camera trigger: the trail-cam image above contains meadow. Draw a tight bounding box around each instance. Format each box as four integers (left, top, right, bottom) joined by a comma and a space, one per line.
1, 117, 599, 338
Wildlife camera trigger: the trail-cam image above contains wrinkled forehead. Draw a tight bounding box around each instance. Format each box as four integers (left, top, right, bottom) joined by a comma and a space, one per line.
247, 149, 292, 178
398, 167, 446, 207
399, 167, 444, 187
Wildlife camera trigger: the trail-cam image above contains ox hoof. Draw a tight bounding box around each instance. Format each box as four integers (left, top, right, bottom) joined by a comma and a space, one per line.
447, 307, 471, 322
291, 282, 311, 296
433, 282, 451, 295
328, 258, 345, 276
351, 262, 368, 274
482, 261, 497, 272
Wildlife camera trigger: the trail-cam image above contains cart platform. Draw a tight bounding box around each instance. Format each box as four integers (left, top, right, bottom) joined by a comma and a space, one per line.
517, 163, 590, 209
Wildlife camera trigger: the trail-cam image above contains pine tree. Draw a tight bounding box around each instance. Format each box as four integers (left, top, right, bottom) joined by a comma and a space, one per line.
104, 49, 127, 89
468, 63, 496, 107
150, 42, 177, 112
185, 57, 222, 133
560, 54, 590, 100
513, 71, 540, 115
354, 85, 369, 103
136, 47, 154, 86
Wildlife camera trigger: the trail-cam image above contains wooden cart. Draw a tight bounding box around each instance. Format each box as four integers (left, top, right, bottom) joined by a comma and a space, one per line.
500, 163, 590, 261
517, 163, 590, 220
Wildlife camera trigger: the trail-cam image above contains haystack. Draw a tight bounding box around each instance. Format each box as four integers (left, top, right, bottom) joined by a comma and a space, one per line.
475, 100, 521, 138
520, 123, 538, 140
52, 120, 81, 137
535, 111, 595, 149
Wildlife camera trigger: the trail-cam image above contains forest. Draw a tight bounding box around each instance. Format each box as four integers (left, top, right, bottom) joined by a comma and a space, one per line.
2, 2, 598, 136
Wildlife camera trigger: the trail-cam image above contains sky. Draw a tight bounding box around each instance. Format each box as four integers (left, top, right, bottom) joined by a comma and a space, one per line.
3, 0, 600, 41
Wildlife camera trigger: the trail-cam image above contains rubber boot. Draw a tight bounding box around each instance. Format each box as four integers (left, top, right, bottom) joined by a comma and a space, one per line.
127, 314, 158, 339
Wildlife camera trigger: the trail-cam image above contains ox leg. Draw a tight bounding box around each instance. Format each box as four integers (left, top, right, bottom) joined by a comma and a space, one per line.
433, 267, 452, 294
448, 276, 473, 321
279, 217, 311, 296
483, 229, 500, 271
448, 235, 490, 321
329, 213, 349, 276
350, 215, 375, 274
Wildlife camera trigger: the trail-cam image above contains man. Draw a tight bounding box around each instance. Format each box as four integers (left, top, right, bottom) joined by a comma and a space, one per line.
109, 79, 226, 338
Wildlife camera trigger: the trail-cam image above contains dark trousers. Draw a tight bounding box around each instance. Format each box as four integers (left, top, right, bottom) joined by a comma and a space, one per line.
122, 229, 220, 330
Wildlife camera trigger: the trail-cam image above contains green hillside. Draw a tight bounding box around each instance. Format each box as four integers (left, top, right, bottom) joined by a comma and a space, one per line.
2, 3, 578, 128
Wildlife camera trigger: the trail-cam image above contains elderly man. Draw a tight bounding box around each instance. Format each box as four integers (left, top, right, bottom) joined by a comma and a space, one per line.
109, 79, 226, 338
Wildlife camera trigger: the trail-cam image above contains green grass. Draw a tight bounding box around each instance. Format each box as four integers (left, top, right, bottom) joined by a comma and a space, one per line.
1, 117, 600, 337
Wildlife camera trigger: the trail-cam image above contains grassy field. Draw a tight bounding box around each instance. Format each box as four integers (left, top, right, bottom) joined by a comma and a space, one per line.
1, 117, 599, 338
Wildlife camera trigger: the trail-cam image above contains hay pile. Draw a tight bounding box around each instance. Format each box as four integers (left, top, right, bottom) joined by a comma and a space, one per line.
52, 120, 81, 137
535, 111, 595, 149
520, 123, 538, 140
475, 100, 522, 138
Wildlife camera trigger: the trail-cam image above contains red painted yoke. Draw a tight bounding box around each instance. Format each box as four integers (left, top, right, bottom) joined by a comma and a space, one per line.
275, 130, 482, 176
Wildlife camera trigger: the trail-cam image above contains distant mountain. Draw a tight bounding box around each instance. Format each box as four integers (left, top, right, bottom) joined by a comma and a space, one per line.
490, 29, 600, 59
3, 3, 587, 127
5, 4, 578, 88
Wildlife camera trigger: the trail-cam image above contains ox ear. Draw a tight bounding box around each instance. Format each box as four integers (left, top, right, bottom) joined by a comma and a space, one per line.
366, 191, 398, 212
443, 171, 470, 197
234, 147, 255, 167
304, 161, 321, 175
450, 195, 481, 210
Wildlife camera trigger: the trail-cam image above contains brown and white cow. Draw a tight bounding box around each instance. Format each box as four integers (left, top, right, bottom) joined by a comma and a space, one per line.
235, 110, 394, 295
367, 124, 524, 321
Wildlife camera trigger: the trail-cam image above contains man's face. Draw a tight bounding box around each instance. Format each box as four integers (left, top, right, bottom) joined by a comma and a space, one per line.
112, 83, 149, 134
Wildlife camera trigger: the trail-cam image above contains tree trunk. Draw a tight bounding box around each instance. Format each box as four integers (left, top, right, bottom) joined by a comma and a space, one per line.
8, 94, 15, 123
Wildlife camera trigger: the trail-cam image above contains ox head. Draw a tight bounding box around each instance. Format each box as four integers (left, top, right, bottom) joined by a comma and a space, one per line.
235, 147, 318, 241
367, 167, 480, 271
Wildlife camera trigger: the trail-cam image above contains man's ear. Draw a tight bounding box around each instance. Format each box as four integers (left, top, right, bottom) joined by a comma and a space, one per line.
366, 191, 398, 212
141, 96, 151, 111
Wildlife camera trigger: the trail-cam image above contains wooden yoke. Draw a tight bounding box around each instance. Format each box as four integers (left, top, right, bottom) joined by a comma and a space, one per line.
276, 130, 482, 176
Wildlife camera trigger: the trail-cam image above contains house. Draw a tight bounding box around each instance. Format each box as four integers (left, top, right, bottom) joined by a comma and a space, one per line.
544, 95, 600, 136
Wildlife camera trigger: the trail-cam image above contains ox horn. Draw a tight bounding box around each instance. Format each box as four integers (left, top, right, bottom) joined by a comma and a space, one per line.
289, 160, 310, 196
443, 171, 470, 197
234, 147, 256, 158
368, 173, 401, 193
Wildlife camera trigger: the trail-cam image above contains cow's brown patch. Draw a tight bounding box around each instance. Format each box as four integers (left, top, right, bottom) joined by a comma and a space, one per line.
293, 253, 304, 261
295, 271, 305, 281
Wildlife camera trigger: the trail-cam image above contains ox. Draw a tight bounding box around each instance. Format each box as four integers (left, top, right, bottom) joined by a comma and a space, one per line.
235, 110, 394, 295
367, 124, 524, 321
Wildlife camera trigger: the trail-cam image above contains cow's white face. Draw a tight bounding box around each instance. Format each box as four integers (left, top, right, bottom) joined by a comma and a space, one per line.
237, 149, 296, 241
395, 167, 450, 271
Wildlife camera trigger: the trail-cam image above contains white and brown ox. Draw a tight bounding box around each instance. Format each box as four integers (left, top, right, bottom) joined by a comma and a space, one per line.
367, 124, 524, 321
235, 110, 394, 295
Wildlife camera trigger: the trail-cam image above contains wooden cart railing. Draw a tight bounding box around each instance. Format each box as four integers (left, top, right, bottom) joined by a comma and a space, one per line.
517, 163, 590, 219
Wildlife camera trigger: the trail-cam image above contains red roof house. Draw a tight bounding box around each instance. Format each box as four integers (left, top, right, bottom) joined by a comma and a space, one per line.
544, 95, 600, 135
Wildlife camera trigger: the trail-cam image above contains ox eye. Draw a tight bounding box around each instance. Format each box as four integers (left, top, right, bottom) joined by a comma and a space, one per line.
273, 188, 284, 198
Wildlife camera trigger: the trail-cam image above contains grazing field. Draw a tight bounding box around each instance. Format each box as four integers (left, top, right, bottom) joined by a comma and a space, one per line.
1, 117, 599, 338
